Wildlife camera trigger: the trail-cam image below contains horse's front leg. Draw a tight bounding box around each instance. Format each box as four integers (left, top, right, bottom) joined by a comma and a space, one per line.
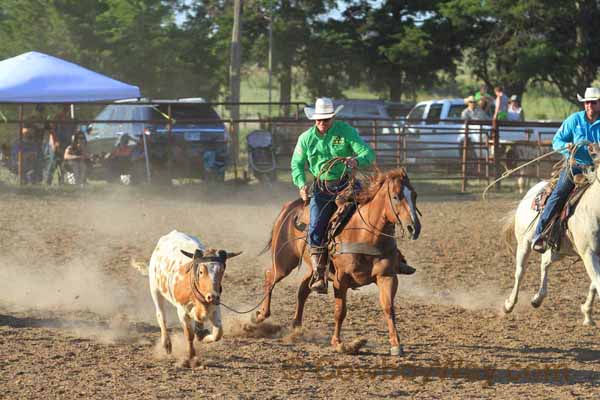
580, 250, 600, 325
331, 277, 349, 348
253, 264, 286, 324
377, 275, 402, 356
292, 269, 313, 328
582, 282, 597, 326
531, 250, 556, 308
504, 240, 531, 313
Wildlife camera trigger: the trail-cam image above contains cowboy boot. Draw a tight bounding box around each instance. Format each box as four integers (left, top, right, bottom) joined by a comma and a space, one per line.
309, 248, 328, 294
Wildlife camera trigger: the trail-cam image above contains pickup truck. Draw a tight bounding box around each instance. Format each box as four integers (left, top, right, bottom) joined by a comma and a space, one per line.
401, 98, 560, 164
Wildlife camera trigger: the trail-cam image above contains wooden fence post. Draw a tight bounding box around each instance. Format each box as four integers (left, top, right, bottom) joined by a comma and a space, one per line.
461, 120, 468, 192
492, 118, 501, 190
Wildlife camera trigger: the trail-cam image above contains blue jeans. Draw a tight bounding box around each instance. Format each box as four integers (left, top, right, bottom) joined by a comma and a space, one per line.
44, 150, 63, 185
535, 167, 582, 237
308, 180, 349, 247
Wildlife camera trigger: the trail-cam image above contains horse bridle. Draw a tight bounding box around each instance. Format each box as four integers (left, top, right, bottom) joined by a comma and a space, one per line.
351, 177, 420, 239
386, 179, 421, 237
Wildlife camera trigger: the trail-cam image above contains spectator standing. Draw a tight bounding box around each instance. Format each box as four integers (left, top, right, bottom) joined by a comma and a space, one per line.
27, 104, 50, 183
474, 84, 493, 114
11, 124, 39, 184
63, 131, 90, 186
461, 96, 490, 120
507, 95, 525, 121
493, 86, 509, 121
45, 105, 75, 185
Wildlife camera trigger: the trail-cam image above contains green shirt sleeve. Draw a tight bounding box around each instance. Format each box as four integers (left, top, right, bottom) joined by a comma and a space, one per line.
290, 132, 307, 188
346, 124, 375, 167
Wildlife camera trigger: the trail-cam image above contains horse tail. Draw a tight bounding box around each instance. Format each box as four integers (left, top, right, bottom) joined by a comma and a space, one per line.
130, 258, 149, 276
259, 198, 304, 256
502, 209, 517, 255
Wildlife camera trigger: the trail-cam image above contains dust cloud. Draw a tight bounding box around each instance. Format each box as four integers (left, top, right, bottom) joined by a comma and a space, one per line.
0, 183, 295, 342
355, 273, 510, 311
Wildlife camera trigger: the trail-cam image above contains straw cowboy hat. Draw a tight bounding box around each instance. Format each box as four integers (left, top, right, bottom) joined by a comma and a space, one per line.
463, 95, 475, 104
304, 97, 344, 120
577, 87, 600, 102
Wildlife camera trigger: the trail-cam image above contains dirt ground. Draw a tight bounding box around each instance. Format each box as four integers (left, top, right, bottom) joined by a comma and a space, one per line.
0, 180, 599, 399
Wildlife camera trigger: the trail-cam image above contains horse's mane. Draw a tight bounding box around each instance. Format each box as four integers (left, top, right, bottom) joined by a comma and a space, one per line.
355, 168, 408, 204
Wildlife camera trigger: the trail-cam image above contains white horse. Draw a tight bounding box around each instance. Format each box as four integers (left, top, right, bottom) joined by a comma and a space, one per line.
502, 160, 600, 326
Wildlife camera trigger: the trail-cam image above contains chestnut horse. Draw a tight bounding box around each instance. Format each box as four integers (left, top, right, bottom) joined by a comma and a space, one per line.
253, 168, 421, 355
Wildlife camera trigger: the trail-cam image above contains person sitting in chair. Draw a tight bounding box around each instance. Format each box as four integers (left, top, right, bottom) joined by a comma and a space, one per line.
63, 131, 90, 186
290, 97, 375, 294
532, 87, 600, 253
104, 134, 138, 182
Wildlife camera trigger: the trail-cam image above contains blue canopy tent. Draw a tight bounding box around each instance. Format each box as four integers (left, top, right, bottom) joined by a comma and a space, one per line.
0, 51, 141, 184
0, 51, 140, 102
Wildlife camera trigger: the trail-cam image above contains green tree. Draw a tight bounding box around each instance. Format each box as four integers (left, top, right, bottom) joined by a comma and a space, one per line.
0, 0, 79, 59
330, 0, 462, 102
442, 0, 600, 105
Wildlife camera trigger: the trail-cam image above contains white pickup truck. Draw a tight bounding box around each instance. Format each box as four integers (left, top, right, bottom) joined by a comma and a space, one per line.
401, 98, 560, 163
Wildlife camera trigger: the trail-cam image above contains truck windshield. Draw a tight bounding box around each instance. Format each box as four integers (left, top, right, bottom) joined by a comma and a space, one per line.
155, 104, 221, 123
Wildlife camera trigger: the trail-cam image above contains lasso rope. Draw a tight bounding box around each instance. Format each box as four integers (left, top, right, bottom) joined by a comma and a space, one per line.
481, 145, 568, 200
316, 158, 415, 240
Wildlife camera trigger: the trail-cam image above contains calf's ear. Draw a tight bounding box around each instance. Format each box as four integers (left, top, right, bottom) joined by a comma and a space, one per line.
193, 248, 204, 259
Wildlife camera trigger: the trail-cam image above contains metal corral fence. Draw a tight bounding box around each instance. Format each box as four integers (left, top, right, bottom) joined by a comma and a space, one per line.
256, 117, 563, 191
0, 101, 563, 191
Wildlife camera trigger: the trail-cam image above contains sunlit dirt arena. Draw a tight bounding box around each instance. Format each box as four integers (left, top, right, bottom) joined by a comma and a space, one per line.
0, 181, 599, 399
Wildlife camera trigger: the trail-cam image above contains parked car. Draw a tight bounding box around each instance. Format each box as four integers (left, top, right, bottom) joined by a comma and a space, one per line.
329, 99, 402, 162
84, 98, 228, 183
384, 101, 416, 119
402, 98, 559, 163
333, 99, 400, 135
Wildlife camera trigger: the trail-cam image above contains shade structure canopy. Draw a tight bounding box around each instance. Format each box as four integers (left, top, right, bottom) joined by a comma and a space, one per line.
0, 51, 140, 103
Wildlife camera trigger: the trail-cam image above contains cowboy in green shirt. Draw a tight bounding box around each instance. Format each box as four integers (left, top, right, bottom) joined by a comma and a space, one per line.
291, 97, 375, 293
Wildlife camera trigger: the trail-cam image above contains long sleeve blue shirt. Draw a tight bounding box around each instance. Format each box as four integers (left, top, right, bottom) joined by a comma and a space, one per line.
552, 111, 600, 166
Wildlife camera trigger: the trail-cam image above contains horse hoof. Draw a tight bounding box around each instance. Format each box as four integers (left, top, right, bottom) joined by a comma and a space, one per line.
531, 297, 542, 308
583, 319, 595, 326
397, 263, 416, 275
390, 345, 404, 356
503, 301, 514, 314
194, 328, 210, 341
251, 311, 263, 324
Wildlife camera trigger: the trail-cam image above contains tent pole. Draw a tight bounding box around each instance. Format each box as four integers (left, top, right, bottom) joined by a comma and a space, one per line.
168, 104, 172, 182
17, 105, 23, 186
143, 130, 151, 184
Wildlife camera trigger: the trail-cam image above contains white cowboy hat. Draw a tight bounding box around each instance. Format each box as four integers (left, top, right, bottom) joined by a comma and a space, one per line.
577, 87, 600, 102
304, 97, 344, 120
463, 95, 475, 104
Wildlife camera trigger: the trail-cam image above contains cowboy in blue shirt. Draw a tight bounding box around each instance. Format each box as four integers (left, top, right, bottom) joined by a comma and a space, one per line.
532, 87, 600, 252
